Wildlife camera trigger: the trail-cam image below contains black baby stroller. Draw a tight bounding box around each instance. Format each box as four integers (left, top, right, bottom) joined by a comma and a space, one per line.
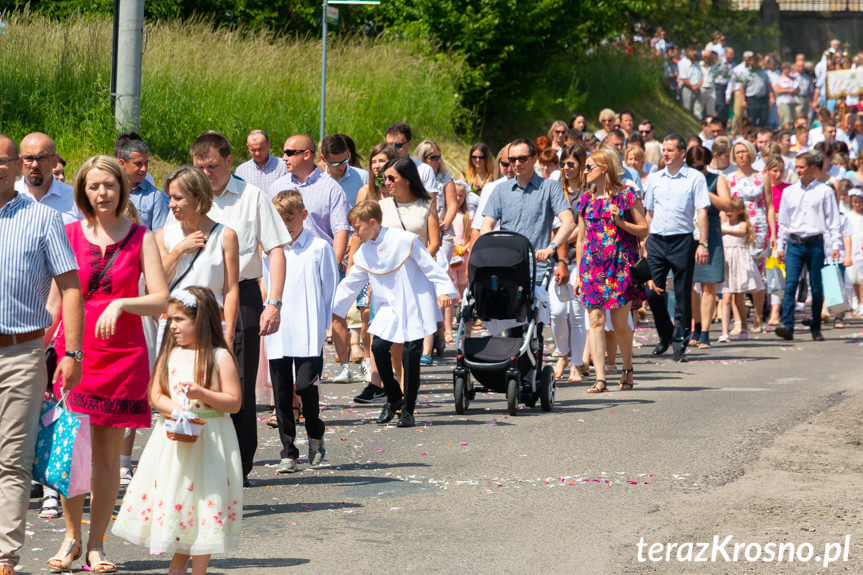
452, 231, 555, 416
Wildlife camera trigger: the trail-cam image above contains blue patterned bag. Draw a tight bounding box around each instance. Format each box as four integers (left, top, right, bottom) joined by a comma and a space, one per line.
32, 394, 91, 498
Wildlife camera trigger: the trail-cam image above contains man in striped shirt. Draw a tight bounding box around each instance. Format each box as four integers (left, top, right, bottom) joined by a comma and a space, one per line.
234, 129, 288, 192
0, 134, 84, 575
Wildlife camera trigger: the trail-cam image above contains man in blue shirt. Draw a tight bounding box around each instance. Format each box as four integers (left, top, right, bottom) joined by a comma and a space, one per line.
0, 134, 83, 575
643, 134, 711, 362
117, 139, 169, 231
319, 134, 368, 209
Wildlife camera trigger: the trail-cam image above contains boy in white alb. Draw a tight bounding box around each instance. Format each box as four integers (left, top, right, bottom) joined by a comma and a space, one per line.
265, 191, 338, 473
333, 200, 456, 428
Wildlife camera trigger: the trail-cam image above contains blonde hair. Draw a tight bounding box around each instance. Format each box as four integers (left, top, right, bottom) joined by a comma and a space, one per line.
272, 189, 305, 220
123, 201, 140, 224
348, 199, 383, 226
590, 148, 623, 193
163, 165, 213, 215
598, 108, 616, 122
73, 155, 129, 220
728, 196, 755, 245
732, 140, 757, 166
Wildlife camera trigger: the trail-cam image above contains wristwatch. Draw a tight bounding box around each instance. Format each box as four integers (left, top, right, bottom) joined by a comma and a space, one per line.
65, 350, 84, 363
266, 299, 283, 310
698, 242, 709, 248
548, 242, 558, 252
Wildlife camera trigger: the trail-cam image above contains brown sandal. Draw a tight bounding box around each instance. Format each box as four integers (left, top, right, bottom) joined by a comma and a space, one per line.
586, 380, 606, 393
619, 368, 634, 391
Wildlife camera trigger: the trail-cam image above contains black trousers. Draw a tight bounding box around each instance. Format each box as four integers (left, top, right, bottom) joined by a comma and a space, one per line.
746, 95, 770, 128
231, 279, 262, 478
371, 337, 422, 414
268, 355, 325, 460
714, 83, 729, 122
646, 233, 696, 351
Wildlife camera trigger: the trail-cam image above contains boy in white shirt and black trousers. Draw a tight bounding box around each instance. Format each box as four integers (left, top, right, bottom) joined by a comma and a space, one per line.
333, 200, 456, 427
265, 190, 339, 473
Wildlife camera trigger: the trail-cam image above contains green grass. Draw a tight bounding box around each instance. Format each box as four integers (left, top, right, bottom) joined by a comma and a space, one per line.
0, 13, 700, 181
483, 49, 700, 145
0, 12, 469, 181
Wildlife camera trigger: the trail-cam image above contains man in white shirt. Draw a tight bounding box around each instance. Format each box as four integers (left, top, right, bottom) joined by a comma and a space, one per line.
14, 132, 81, 224
698, 50, 717, 118
679, 47, 704, 119
385, 122, 436, 195
190, 131, 289, 487
775, 151, 842, 341
234, 129, 288, 192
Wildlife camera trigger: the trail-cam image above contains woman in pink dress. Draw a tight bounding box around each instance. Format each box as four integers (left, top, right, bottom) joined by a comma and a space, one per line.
49, 156, 168, 574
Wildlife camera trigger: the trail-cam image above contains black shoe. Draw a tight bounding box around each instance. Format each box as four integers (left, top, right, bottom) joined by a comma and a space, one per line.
774, 325, 794, 340
243, 477, 253, 488
811, 330, 825, 341
672, 348, 688, 363
396, 411, 415, 427
353, 383, 386, 404
377, 400, 403, 424
801, 318, 812, 327
30, 482, 43, 499
652, 339, 671, 356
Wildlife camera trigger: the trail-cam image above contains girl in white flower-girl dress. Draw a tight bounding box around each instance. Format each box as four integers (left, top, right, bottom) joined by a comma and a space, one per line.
112, 287, 242, 575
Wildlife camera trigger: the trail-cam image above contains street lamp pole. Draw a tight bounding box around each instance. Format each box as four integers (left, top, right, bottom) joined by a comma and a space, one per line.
319, 0, 380, 142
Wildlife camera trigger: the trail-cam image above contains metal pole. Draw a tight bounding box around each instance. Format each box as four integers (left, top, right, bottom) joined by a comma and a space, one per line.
319, 0, 328, 143
110, 0, 120, 114
114, 0, 144, 132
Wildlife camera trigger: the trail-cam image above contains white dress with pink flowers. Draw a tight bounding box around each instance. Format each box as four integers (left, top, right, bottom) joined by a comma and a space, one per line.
112, 347, 242, 555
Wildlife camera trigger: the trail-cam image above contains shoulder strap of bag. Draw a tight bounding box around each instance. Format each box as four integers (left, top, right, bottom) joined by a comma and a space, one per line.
169, 223, 222, 291
86, 223, 139, 299
392, 199, 408, 230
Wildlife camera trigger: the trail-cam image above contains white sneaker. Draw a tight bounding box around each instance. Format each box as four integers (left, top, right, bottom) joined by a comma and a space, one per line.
360, 358, 371, 383
119, 466, 133, 486
332, 363, 352, 383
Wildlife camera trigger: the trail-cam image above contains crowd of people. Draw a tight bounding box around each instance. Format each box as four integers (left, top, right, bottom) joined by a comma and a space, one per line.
2, 37, 863, 572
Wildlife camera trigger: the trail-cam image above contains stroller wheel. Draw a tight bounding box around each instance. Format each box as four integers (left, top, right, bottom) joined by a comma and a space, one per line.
539, 365, 555, 411
454, 376, 468, 414
506, 378, 519, 416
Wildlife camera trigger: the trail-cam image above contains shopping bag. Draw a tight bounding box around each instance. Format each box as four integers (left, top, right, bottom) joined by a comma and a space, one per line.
821, 263, 850, 314
765, 252, 785, 296
32, 393, 91, 498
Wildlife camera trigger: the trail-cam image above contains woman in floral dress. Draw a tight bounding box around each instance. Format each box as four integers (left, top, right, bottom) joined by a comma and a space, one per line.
574, 149, 649, 393
727, 140, 774, 332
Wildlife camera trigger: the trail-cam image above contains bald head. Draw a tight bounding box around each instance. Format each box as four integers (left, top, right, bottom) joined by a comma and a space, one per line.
20, 132, 58, 189
282, 134, 317, 180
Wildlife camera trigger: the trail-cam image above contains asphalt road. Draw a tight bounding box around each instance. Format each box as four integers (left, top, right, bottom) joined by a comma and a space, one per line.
18, 320, 863, 574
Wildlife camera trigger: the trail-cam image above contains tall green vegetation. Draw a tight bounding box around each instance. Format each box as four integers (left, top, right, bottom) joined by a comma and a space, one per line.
0, 12, 466, 173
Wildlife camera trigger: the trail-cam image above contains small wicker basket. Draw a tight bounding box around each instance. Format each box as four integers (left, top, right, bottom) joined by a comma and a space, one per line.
165, 415, 206, 443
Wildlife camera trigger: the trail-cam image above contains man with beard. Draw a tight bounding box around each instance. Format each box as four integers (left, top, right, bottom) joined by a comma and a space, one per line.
14, 132, 81, 224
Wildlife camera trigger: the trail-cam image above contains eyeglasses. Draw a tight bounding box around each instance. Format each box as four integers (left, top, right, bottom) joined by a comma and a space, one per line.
21, 154, 53, 164
325, 157, 350, 168
0, 156, 18, 166
584, 164, 601, 172
639, 129, 653, 134
384, 174, 397, 183
392, 142, 405, 150
283, 149, 309, 157
427, 154, 441, 161
563, 161, 578, 169
499, 160, 511, 168
509, 155, 532, 164
471, 154, 486, 160
553, 129, 566, 135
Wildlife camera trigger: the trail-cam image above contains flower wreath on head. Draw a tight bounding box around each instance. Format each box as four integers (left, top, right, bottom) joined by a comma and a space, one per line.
171, 288, 198, 309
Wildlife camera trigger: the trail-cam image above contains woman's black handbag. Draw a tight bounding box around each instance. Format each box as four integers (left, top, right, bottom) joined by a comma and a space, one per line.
629, 257, 651, 286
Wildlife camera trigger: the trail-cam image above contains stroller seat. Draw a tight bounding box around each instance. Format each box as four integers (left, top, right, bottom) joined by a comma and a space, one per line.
464, 336, 523, 363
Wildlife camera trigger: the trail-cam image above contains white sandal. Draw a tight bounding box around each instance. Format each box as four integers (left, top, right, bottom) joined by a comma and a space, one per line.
39, 494, 61, 519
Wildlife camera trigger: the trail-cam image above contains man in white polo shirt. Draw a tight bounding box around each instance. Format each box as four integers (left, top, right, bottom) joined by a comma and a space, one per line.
15, 132, 81, 224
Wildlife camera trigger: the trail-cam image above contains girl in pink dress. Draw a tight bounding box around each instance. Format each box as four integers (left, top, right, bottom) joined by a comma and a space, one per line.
48, 155, 168, 574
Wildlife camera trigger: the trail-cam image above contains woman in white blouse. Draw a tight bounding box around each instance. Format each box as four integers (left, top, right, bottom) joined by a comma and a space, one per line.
155, 165, 240, 345
380, 158, 441, 366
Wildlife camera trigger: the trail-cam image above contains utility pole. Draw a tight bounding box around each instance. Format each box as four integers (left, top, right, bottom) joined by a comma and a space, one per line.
114, 0, 145, 132
319, 0, 380, 142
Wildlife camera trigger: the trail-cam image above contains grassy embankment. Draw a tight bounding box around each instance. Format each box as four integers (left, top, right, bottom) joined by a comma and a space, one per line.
0, 13, 698, 181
